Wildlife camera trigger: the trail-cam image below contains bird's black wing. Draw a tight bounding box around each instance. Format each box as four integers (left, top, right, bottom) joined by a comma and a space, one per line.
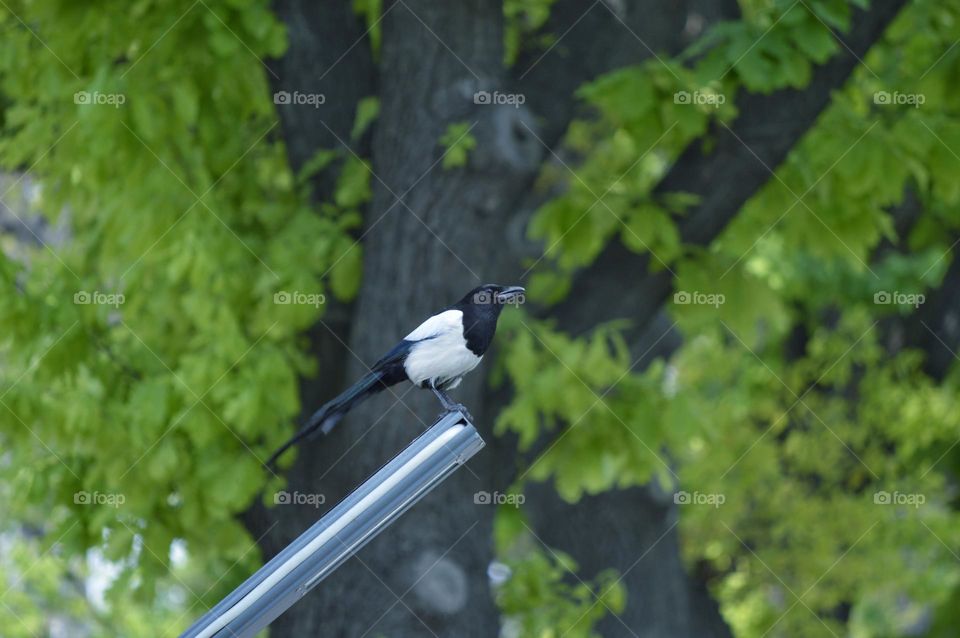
373, 339, 414, 367
372, 338, 421, 385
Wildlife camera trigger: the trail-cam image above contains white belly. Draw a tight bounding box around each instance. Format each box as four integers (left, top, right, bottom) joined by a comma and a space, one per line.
404, 330, 482, 388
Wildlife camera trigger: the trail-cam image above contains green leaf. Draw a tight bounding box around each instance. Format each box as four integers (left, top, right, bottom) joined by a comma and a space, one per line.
351, 96, 380, 141
352, 0, 383, 58
439, 122, 477, 169
334, 155, 373, 208
329, 239, 363, 300
791, 20, 837, 63
297, 149, 337, 183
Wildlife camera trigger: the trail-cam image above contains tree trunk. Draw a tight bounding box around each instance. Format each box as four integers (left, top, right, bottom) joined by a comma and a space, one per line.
251, 1, 539, 635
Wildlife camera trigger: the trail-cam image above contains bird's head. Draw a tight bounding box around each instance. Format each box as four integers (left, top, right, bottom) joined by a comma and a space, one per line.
459, 284, 525, 308
455, 285, 525, 353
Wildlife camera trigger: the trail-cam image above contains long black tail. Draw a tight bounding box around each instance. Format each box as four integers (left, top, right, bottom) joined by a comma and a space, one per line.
266, 370, 385, 467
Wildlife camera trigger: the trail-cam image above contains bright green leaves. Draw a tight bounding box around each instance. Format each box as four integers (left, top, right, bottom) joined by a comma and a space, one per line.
576, 66, 658, 130
503, 0, 557, 65
695, 0, 841, 92
524, 60, 731, 299
286, 147, 372, 308
334, 155, 373, 209
792, 19, 840, 63
500, 1, 960, 636
439, 121, 477, 169
671, 314, 960, 638
494, 312, 672, 501
351, 96, 380, 141
353, 0, 383, 58
327, 155, 373, 301
328, 236, 364, 301
203, 3, 287, 59
494, 507, 626, 637
496, 551, 625, 638
0, 0, 355, 632
670, 253, 790, 343
620, 201, 682, 264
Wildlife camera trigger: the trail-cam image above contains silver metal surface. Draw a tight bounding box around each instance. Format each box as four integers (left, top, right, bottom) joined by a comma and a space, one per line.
180, 410, 483, 638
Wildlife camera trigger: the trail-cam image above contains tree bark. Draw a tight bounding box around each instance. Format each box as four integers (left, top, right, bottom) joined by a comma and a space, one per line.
252, 1, 540, 635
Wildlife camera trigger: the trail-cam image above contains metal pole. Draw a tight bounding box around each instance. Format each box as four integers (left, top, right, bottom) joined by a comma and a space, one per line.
179, 410, 484, 638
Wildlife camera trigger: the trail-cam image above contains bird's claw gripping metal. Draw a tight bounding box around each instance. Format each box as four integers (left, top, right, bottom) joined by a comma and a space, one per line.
441, 403, 472, 422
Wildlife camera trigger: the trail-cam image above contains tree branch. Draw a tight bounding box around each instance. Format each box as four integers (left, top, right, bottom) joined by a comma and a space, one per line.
553, 0, 910, 338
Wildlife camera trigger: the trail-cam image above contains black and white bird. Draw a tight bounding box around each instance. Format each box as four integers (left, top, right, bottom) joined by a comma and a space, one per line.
267, 284, 524, 466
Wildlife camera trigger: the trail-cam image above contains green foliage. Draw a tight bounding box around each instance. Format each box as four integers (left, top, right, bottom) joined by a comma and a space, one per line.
500, 0, 960, 636
0, 0, 361, 632
493, 311, 673, 500
494, 505, 626, 637
351, 96, 380, 141
503, 0, 558, 66
524, 59, 732, 299
352, 0, 383, 59
439, 121, 477, 169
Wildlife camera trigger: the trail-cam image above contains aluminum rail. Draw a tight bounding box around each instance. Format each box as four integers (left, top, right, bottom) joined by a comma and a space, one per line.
180, 410, 484, 638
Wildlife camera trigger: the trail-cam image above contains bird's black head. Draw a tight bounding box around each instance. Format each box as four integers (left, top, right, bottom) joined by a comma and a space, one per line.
454, 284, 525, 356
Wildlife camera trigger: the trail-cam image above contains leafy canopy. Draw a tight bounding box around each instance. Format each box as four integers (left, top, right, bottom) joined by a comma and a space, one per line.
496, 0, 960, 636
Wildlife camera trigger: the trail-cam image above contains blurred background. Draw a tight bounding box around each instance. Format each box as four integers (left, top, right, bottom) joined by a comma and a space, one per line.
2, 0, 960, 636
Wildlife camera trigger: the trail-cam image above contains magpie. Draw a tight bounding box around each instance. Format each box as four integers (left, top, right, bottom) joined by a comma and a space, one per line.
266, 284, 524, 466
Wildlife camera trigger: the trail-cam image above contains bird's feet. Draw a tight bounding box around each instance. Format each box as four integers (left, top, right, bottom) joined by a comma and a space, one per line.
441, 403, 473, 422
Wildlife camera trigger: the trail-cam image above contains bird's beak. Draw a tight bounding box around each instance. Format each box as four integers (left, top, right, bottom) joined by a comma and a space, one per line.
496, 286, 525, 303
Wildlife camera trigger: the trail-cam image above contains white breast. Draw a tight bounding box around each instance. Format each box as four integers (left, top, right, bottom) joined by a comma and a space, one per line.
403, 309, 482, 387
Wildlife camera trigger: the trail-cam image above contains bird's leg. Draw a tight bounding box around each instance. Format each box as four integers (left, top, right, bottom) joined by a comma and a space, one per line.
429, 380, 472, 421
430, 383, 453, 409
